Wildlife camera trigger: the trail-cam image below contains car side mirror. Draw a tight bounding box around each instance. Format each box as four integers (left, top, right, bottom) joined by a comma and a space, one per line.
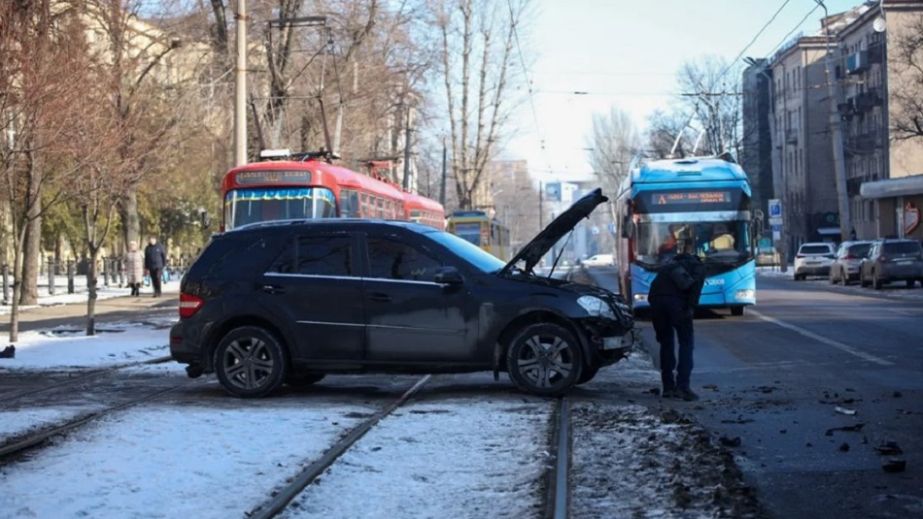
434, 266, 463, 286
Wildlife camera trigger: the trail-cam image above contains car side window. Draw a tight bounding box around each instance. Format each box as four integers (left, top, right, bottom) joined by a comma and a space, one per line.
269, 235, 353, 276
367, 238, 443, 282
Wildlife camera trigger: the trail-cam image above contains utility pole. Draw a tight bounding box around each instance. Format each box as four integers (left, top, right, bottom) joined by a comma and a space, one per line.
817, 0, 852, 241
440, 138, 447, 206
402, 104, 413, 190
539, 181, 543, 228
234, 0, 247, 166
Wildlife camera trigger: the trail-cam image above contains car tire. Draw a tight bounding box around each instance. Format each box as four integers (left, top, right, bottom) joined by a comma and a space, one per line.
285, 373, 326, 387
873, 272, 883, 290
731, 306, 744, 316
215, 326, 287, 398
829, 270, 836, 284
506, 323, 583, 396
907, 279, 916, 289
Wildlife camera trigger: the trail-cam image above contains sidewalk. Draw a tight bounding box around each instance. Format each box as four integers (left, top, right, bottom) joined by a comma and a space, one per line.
0, 286, 179, 335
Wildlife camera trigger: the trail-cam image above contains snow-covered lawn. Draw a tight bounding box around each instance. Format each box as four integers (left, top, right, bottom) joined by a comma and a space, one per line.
0, 280, 180, 316
0, 320, 173, 371
282, 397, 552, 519
0, 403, 374, 519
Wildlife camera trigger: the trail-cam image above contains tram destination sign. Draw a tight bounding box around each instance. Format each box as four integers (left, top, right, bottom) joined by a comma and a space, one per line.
651, 191, 731, 206
636, 189, 746, 213
235, 170, 312, 185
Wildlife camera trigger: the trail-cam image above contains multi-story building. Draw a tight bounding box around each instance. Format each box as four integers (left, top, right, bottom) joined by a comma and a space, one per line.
741, 58, 774, 225
767, 34, 838, 251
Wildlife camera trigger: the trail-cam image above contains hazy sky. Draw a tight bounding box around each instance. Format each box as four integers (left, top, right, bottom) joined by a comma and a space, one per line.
503, 0, 864, 181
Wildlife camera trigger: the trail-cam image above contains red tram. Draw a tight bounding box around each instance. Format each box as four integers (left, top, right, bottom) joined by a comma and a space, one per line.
220, 152, 444, 231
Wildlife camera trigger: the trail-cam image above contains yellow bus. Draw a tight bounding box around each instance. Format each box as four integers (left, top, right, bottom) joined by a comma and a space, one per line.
446, 210, 511, 261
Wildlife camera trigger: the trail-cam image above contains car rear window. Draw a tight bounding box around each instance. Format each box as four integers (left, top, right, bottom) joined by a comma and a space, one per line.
800, 245, 831, 254
186, 234, 277, 280
883, 242, 922, 255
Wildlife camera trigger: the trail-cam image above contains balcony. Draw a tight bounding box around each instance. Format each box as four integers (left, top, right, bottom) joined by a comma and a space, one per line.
845, 133, 879, 156
847, 50, 869, 75
854, 89, 883, 112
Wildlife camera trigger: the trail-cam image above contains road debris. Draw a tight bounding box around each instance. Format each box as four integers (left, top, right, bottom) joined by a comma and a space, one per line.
719, 435, 742, 448
824, 423, 866, 436
881, 458, 906, 473
892, 391, 902, 398
839, 442, 850, 452
834, 406, 857, 416
874, 441, 903, 456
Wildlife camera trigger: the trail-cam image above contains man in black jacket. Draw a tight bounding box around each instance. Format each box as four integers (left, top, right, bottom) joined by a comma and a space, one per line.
649, 239, 706, 401
144, 237, 167, 297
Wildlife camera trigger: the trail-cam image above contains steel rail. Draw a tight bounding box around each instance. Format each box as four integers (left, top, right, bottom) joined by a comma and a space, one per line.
247, 374, 432, 519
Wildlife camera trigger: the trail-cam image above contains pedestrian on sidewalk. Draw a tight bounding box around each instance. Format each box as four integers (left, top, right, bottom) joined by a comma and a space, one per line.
144, 236, 166, 298
650, 238, 706, 401
125, 241, 144, 297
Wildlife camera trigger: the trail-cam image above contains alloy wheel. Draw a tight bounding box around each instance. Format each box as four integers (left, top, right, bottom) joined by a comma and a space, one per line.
517, 334, 574, 388
222, 337, 275, 391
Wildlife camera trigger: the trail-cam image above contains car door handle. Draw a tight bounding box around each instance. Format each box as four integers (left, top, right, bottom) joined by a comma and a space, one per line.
368, 292, 392, 303
262, 284, 286, 295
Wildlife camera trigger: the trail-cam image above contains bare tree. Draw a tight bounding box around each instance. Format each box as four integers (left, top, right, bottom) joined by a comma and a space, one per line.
435, 0, 525, 209
587, 106, 639, 193
0, 1, 106, 341
890, 13, 923, 140
676, 56, 742, 158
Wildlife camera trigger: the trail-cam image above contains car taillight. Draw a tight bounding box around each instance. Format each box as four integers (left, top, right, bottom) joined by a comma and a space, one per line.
179, 292, 204, 319
844, 255, 855, 260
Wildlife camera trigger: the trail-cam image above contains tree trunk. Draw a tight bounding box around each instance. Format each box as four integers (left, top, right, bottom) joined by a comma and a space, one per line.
120, 189, 140, 251
19, 205, 41, 306
7, 226, 27, 343
85, 249, 98, 336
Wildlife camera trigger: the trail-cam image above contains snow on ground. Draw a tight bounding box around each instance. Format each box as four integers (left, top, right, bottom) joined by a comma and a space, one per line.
282, 398, 552, 519
0, 321, 170, 371
756, 266, 794, 278
0, 406, 100, 444
0, 403, 374, 519
0, 280, 180, 315
570, 402, 763, 519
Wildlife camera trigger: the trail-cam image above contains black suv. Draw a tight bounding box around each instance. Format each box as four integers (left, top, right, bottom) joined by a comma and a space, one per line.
170, 189, 633, 397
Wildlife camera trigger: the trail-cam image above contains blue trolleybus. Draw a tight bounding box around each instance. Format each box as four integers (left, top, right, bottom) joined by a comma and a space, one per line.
615, 157, 756, 316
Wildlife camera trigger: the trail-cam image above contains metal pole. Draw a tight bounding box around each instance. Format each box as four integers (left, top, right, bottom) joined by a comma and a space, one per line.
539, 181, 544, 229
1, 264, 9, 304
402, 104, 412, 190
440, 138, 447, 207
67, 260, 75, 294
47, 259, 55, 295
817, 1, 851, 241
234, 0, 248, 166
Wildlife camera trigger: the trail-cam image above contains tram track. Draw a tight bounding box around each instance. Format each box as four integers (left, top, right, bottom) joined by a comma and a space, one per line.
0, 378, 194, 464
0, 355, 174, 408
544, 397, 572, 519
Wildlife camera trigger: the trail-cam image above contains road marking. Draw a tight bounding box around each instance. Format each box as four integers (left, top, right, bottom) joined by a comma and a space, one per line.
748, 309, 894, 367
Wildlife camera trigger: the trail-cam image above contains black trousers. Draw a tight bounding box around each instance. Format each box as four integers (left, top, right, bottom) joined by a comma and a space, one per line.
650, 296, 695, 391
150, 268, 163, 296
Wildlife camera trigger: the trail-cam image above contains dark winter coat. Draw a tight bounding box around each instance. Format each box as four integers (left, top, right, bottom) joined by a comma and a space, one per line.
144, 243, 166, 271
649, 253, 706, 309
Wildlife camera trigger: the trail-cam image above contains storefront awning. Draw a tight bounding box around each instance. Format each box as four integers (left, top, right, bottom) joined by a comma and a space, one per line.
860, 174, 923, 199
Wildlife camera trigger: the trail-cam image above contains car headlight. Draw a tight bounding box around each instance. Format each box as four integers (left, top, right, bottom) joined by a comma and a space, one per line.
633, 293, 648, 303
577, 296, 615, 319
735, 289, 755, 301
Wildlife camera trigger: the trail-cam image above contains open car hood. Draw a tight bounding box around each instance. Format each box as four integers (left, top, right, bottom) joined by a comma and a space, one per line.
501, 187, 608, 275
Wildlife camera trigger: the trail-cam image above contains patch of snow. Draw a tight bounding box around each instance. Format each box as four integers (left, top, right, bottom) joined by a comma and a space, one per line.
118, 362, 189, 377
0, 321, 169, 371
0, 406, 99, 443
570, 402, 762, 518
0, 404, 373, 518
756, 266, 794, 278
282, 398, 552, 518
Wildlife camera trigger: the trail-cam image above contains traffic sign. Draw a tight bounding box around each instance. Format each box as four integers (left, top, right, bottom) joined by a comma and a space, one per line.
768, 199, 782, 218
769, 217, 783, 226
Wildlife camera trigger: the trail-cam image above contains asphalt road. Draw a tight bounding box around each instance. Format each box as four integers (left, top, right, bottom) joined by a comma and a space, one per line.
637, 273, 923, 519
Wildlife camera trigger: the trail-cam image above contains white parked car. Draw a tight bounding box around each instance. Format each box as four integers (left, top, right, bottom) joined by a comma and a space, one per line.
794, 242, 836, 280
580, 254, 614, 266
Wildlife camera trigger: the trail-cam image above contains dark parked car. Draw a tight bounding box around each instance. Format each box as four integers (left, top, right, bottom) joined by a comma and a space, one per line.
859, 239, 923, 289
170, 189, 634, 397
829, 240, 873, 285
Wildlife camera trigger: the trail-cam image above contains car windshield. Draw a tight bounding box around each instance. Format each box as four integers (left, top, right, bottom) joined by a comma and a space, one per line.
800, 245, 832, 255
883, 242, 923, 255
636, 220, 751, 266
848, 243, 872, 257
426, 230, 506, 273
225, 187, 336, 229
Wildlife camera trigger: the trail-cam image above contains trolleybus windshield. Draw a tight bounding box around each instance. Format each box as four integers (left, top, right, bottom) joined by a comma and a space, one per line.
225, 187, 336, 229
636, 220, 751, 266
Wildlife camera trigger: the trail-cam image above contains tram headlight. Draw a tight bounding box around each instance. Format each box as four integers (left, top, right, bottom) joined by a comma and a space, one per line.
735, 289, 755, 301
577, 296, 615, 319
